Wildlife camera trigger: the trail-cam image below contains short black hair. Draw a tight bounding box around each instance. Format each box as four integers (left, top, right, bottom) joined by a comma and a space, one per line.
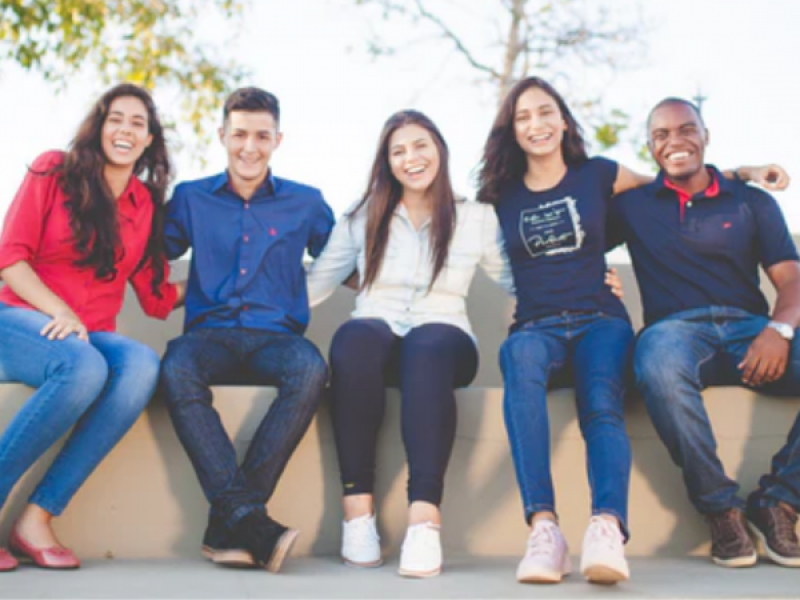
647, 97, 705, 132
222, 87, 280, 125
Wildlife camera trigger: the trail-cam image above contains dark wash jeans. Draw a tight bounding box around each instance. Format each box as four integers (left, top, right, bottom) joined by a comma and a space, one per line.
500, 311, 634, 537
159, 327, 328, 529
635, 306, 800, 514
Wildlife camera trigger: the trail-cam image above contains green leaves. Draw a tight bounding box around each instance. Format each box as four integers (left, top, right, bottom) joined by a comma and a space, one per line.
1, 0, 250, 148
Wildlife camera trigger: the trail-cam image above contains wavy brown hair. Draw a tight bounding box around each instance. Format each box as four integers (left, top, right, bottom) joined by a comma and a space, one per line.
476, 76, 588, 205
49, 83, 171, 294
349, 110, 456, 291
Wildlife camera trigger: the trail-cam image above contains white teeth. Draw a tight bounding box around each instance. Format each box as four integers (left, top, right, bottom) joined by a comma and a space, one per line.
113, 141, 133, 150
407, 166, 425, 174
531, 134, 551, 142
669, 151, 690, 160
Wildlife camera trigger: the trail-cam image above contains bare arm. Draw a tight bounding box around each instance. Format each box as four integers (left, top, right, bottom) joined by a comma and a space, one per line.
0, 261, 88, 340
612, 165, 654, 196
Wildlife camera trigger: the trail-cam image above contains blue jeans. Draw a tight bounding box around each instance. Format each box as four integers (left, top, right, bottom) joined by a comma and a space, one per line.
635, 306, 800, 514
500, 312, 634, 536
0, 303, 160, 515
159, 327, 327, 528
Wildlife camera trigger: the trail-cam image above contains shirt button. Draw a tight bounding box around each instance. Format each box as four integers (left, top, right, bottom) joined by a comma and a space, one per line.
244, 235, 249, 243
240, 268, 247, 275
244, 203, 250, 210
242, 305, 249, 311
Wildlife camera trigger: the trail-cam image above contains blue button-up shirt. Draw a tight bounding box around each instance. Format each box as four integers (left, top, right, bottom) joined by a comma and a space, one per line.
165, 171, 335, 334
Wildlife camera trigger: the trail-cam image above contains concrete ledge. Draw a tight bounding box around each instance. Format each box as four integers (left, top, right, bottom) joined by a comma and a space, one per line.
1, 383, 797, 559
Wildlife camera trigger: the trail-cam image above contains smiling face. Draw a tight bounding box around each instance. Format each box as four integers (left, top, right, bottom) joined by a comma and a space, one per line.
513, 86, 567, 159
220, 110, 282, 189
387, 123, 441, 196
648, 102, 708, 181
101, 96, 153, 170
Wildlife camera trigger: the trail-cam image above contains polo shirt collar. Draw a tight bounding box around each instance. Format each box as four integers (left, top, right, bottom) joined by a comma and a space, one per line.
212, 170, 276, 197
654, 165, 728, 202
122, 175, 148, 208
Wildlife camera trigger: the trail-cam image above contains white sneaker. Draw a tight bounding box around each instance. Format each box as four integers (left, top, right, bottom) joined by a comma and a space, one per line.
580, 516, 629, 584
516, 519, 572, 583
341, 513, 382, 567
398, 522, 442, 578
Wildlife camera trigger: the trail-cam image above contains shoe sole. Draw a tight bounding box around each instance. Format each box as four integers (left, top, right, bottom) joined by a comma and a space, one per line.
201, 545, 256, 568
711, 552, 757, 568
582, 564, 629, 585
263, 529, 299, 573
397, 566, 441, 578
517, 571, 565, 584
747, 520, 800, 567
343, 557, 384, 568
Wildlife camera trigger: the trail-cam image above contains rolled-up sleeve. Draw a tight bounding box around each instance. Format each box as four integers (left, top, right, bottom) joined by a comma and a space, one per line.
0, 153, 61, 272
129, 257, 178, 319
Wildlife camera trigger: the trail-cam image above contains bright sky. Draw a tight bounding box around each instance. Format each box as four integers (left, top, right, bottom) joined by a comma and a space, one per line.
1, 0, 798, 228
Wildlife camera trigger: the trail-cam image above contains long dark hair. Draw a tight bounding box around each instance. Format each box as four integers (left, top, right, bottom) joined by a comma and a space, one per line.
54, 83, 171, 294
476, 76, 588, 205
349, 110, 456, 291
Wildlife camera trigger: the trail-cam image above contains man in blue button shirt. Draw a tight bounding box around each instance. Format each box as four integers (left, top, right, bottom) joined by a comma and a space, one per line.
159, 87, 335, 572
610, 98, 800, 569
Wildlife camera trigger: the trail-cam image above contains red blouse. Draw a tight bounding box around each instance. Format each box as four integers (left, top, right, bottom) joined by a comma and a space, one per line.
0, 151, 177, 332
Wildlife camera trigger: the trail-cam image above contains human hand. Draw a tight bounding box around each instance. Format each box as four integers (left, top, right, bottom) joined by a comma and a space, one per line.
40, 309, 89, 342
605, 267, 624, 299
738, 327, 789, 386
743, 164, 790, 192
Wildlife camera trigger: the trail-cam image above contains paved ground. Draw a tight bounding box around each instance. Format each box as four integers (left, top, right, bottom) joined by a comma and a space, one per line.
0, 556, 796, 599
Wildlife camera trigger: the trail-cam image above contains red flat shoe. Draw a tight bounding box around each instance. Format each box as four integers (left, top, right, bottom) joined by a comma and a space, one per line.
8, 530, 80, 569
0, 548, 18, 571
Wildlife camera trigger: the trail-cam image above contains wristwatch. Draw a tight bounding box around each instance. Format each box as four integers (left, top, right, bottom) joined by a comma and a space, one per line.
767, 321, 795, 341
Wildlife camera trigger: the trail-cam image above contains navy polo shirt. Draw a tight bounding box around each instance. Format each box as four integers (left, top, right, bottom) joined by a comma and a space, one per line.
494, 156, 629, 329
608, 166, 799, 326
165, 171, 335, 334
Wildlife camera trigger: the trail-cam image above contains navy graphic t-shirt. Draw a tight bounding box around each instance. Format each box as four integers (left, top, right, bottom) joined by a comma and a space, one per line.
494, 157, 629, 328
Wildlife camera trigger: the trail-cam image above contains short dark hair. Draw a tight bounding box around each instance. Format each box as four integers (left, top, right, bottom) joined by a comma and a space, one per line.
647, 97, 705, 132
222, 87, 280, 125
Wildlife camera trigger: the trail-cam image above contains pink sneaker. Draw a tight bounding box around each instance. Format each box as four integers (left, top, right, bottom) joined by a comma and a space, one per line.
580, 516, 629, 584
516, 520, 572, 583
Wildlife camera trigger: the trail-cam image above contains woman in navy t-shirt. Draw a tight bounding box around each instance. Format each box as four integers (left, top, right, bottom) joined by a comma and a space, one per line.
476, 77, 654, 586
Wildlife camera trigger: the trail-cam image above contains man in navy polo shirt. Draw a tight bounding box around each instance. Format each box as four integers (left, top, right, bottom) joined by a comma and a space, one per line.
610, 98, 800, 569
158, 87, 335, 572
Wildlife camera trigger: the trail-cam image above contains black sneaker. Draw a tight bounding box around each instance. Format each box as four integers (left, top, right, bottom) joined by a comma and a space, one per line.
201, 514, 255, 568
747, 503, 800, 567
705, 508, 757, 568
229, 510, 299, 573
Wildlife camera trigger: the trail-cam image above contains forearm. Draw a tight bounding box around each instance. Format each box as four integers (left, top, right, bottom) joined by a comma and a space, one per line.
772, 282, 800, 327
173, 280, 187, 309
0, 261, 73, 317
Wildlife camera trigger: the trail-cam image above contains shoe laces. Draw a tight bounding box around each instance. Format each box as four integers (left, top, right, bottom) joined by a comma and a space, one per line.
586, 518, 623, 551
771, 505, 799, 545
526, 521, 559, 557
706, 509, 746, 545
403, 522, 440, 552
345, 516, 379, 548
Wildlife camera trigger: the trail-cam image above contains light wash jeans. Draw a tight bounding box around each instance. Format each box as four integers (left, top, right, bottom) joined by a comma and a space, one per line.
0, 303, 159, 515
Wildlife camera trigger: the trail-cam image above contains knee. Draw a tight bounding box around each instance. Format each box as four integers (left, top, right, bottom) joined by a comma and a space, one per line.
121, 343, 161, 388
286, 340, 329, 390
499, 334, 548, 382
53, 344, 108, 391
330, 320, 389, 360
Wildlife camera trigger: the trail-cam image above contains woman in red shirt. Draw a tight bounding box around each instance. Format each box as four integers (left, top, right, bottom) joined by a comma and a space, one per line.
0, 83, 181, 570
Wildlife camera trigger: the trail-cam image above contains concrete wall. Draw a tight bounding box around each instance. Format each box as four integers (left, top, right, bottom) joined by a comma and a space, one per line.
0, 260, 797, 559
